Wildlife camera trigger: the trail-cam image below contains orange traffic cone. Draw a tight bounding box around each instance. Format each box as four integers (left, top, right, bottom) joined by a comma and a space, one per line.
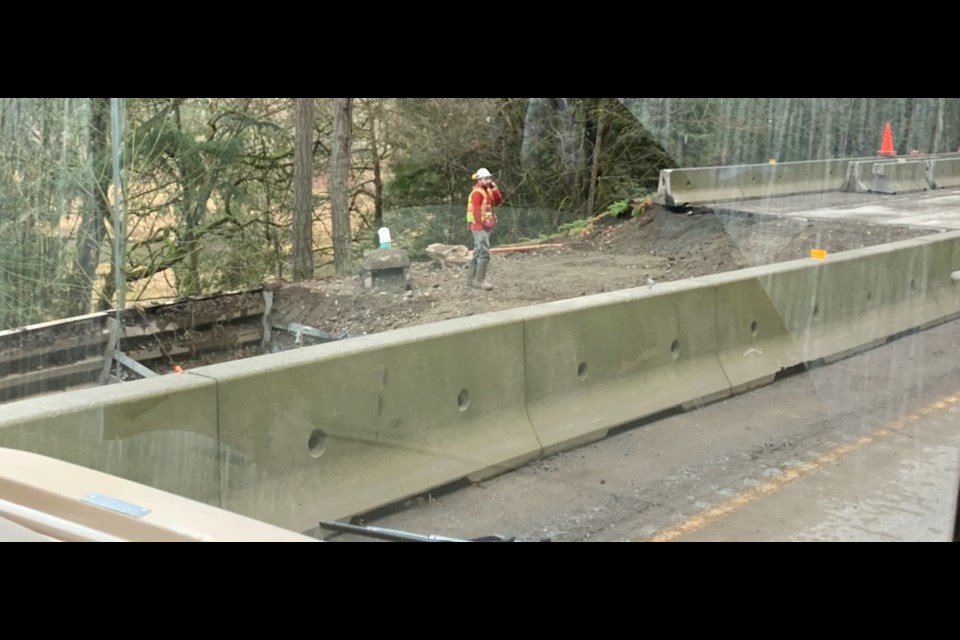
878, 122, 896, 157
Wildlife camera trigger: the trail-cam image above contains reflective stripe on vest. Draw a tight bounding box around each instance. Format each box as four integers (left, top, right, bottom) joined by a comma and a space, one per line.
466, 188, 492, 223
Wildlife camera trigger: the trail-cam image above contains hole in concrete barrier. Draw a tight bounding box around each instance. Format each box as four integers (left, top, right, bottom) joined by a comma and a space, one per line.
457, 388, 470, 412
866, 291, 873, 304
750, 321, 759, 337
577, 362, 588, 380
910, 279, 917, 294
813, 304, 820, 320
671, 340, 680, 360
308, 429, 327, 459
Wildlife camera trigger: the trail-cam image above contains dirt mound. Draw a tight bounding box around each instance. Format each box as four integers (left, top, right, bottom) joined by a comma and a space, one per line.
569, 204, 931, 276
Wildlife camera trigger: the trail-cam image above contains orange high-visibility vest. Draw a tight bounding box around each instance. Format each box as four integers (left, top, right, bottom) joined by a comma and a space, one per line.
466, 188, 494, 225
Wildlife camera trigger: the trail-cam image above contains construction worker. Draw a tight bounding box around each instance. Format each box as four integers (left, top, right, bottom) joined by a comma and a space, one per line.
466, 168, 503, 290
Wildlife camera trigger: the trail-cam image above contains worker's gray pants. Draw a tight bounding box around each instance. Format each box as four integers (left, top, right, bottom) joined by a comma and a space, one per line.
471, 229, 491, 266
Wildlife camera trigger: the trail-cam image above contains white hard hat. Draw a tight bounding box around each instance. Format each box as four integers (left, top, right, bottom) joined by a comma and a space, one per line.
475, 168, 493, 179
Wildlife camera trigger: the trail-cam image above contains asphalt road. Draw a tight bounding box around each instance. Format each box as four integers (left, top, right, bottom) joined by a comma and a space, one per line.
715, 188, 960, 231
315, 316, 960, 543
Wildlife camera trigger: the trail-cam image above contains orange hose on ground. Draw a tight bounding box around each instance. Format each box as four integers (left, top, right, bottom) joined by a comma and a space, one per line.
490, 244, 564, 253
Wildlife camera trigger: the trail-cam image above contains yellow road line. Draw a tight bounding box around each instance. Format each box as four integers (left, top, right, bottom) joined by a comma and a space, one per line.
643, 392, 960, 542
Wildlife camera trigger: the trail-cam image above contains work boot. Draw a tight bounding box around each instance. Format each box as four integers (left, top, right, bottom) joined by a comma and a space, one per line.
471, 262, 494, 291
466, 260, 477, 282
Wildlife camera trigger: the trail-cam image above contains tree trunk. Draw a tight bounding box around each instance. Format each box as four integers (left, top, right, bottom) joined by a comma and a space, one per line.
732, 99, 749, 164
859, 99, 872, 156
170, 100, 225, 296
663, 98, 675, 161
70, 97, 111, 316
552, 98, 578, 189
718, 98, 732, 164
330, 98, 354, 276
899, 98, 915, 155
806, 99, 818, 160
931, 97, 946, 153
521, 98, 551, 168
819, 98, 835, 158
772, 98, 791, 161
292, 98, 315, 281
173, 101, 201, 295
586, 100, 609, 218
370, 109, 384, 230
